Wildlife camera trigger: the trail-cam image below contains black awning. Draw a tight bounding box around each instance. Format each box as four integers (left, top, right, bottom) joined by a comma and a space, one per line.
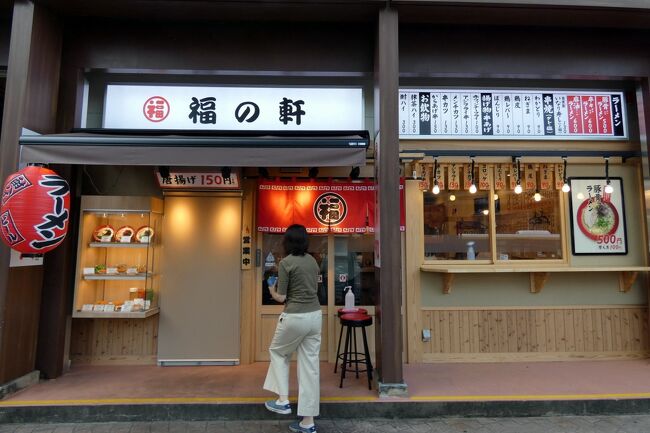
19, 129, 370, 167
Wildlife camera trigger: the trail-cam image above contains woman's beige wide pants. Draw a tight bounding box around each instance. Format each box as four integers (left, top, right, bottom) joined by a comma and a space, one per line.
264, 310, 322, 416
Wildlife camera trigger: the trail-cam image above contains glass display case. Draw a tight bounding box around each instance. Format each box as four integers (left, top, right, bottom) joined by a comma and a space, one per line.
72, 196, 163, 318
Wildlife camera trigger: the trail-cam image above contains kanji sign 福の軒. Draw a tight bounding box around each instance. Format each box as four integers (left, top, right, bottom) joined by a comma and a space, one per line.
399, 89, 626, 140
256, 180, 405, 234
104, 85, 363, 132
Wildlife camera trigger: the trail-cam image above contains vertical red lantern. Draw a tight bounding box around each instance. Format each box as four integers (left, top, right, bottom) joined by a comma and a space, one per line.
0, 165, 71, 254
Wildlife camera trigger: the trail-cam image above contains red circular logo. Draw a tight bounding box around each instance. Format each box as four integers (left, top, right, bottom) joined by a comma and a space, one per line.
143, 96, 170, 122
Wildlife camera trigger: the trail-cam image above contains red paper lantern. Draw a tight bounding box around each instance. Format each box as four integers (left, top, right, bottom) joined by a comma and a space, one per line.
0, 165, 71, 254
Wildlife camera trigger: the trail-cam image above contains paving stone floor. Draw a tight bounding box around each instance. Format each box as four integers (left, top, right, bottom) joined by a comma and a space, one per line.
2, 416, 650, 433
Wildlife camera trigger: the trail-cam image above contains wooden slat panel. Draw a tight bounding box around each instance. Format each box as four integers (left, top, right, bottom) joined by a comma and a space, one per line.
70, 315, 159, 364
565, 310, 576, 352
419, 307, 647, 359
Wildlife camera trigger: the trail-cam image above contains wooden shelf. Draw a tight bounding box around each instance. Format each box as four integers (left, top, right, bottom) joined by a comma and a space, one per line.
420, 264, 650, 294
89, 242, 149, 248
83, 273, 150, 281
72, 307, 160, 319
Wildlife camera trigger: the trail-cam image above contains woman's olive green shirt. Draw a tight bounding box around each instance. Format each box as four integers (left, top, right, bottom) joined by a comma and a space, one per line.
277, 253, 321, 314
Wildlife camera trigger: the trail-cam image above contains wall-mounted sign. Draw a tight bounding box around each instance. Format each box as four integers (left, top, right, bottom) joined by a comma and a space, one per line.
156, 170, 240, 189
256, 180, 405, 234
569, 177, 627, 255
399, 89, 626, 140
104, 85, 364, 131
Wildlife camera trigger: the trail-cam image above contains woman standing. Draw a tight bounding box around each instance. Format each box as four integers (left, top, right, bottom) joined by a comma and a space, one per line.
264, 224, 322, 433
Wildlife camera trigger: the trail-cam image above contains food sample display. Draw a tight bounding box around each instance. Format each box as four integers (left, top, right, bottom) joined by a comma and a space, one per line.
115, 225, 135, 242
93, 225, 115, 242
73, 196, 163, 318
135, 226, 155, 243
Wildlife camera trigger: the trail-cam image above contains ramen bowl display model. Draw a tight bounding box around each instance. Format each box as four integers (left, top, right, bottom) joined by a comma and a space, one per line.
115, 225, 135, 242
93, 225, 115, 242
135, 226, 155, 243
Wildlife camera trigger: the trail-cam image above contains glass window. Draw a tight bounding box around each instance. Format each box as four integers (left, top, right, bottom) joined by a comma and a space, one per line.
423, 190, 492, 261
333, 235, 376, 306
261, 234, 328, 305
495, 189, 563, 260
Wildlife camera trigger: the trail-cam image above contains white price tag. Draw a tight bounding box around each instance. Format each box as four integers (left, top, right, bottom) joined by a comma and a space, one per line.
83, 267, 95, 275
93, 304, 104, 311
120, 236, 132, 243
81, 304, 94, 312
126, 267, 137, 275
139, 236, 150, 243
103, 304, 115, 312
100, 235, 112, 243
107, 267, 118, 274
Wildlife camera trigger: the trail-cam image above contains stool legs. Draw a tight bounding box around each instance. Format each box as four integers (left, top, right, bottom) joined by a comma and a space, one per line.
353, 326, 360, 379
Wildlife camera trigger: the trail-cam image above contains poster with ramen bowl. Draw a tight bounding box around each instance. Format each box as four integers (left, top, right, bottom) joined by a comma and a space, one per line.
569, 177, 627, 255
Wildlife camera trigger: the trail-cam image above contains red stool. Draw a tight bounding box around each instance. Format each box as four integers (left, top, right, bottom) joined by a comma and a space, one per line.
334, 307, 368, 373
338, 313, 373, 390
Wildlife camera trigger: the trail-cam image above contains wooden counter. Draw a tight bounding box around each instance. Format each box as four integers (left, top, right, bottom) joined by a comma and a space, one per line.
420, 264, 650, 294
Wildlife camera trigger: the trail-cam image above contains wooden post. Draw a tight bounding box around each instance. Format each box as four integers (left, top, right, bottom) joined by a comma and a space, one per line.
374, 6, 407, 397
0, 0, 63, 384
636, 78, 650, 341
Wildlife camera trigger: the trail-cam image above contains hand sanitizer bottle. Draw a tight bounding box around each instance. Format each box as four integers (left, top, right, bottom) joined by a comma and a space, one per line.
344, 286, 355, 309
466, 241, 476, 260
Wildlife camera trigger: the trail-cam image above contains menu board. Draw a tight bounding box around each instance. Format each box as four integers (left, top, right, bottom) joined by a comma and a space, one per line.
399, 89, 626, 140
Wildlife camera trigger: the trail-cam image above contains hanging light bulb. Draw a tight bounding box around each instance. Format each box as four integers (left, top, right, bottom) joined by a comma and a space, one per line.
561, 156, 570, 193
493, 193, 499, 201
432, 159, 440, 194
534, 190, 542, 202
514, 157, 522, 194
604, 157, 614, 193
482, 209, 489, 216
469, 158, 477, 194
449, 194, 456, 202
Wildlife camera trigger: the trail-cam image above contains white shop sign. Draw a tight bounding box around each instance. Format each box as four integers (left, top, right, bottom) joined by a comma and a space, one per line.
399, 89, 627, 140
104, 85, 364, 131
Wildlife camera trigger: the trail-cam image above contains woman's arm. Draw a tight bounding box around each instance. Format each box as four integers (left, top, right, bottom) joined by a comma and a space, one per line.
269, 261, 288, 304
268, 283, 286, 303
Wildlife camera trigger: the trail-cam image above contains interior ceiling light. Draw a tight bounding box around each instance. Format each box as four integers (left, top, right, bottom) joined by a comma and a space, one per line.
534, 190, 542, 202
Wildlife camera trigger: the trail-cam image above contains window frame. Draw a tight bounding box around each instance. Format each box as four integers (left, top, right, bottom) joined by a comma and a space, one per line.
422, 182, 569, 266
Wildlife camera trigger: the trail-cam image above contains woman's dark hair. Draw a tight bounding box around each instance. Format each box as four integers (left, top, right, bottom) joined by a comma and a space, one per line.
283, 224, 309, 256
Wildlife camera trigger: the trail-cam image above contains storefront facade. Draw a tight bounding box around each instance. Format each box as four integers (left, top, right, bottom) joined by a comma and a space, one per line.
0, 0, 649, 399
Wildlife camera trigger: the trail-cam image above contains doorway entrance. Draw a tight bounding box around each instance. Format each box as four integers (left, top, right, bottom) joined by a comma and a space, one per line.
255, 233, 377, 362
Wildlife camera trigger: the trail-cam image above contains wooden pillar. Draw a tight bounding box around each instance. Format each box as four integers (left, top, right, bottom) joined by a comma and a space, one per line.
637, 79, 650, 346
374, 6, 407, 396
0, 0, 62, 385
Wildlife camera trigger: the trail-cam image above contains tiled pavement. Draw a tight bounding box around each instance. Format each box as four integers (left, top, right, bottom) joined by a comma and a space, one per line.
2, 416, 650, 433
